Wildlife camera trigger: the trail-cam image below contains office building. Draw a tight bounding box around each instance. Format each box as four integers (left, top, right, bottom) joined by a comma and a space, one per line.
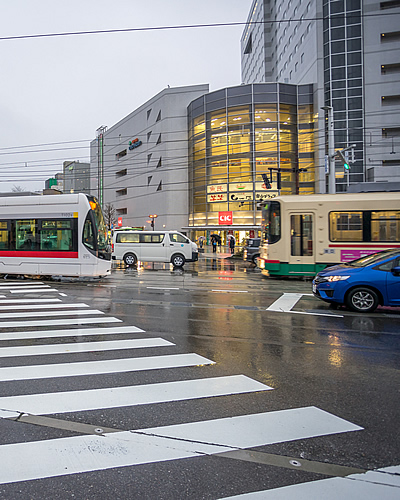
241, 0, 400, 191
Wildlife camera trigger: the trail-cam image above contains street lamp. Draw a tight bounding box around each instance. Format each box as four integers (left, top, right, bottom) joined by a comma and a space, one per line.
149, 214, 158, 230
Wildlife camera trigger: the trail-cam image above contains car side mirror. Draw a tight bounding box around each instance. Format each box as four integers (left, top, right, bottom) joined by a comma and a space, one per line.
391, 266, 400, 276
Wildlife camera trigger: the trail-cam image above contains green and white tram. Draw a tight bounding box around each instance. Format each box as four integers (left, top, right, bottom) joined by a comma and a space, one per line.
258, 192, 400, 277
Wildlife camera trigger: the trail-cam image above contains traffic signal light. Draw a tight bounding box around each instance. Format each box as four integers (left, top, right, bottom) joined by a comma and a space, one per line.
336, 150, 350, 171
261, 173, 272, 189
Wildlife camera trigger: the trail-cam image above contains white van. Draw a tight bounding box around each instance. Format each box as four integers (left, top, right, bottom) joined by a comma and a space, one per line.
112, 230, 198, 268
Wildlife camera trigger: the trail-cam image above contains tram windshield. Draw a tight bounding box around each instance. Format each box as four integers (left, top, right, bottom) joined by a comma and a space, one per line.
263, 200, 281, 244
84, 197, 110, 259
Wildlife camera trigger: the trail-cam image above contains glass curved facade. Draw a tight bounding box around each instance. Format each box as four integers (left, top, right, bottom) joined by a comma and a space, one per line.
187, 83, 315, 242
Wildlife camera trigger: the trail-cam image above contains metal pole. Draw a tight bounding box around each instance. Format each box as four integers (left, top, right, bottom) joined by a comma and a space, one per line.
322, 107, 336, 194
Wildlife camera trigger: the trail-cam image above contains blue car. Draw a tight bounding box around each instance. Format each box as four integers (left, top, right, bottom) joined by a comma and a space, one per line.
312, 249, 400, 313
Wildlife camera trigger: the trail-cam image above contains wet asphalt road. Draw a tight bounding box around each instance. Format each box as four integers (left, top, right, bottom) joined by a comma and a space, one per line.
0, 255, 399, 499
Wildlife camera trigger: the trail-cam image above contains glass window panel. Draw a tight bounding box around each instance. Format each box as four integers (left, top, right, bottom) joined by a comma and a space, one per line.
331, 27, 345, 40
347, 25, 361, 38
254, 104, 277, 123
210, 132, 227, 156
331, 40, 345, 53
227, 106, 251, 126
332, 67, 346, 80
227, 131, 251, 154
16, 219, 37, 250
290, 215, 313, 256
331, 54, 345, 67
298, 132, 314, 153
347, 65, 362, 78
210, 110, 227, 129
347, 38, 361, 51
193, 115, 205, 136
330, 212, 363, 241
371, 211, 400, 241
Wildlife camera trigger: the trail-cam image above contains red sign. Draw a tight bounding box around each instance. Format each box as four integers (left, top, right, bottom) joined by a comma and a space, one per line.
118, 217, 123, 227
218, 211, 233, 225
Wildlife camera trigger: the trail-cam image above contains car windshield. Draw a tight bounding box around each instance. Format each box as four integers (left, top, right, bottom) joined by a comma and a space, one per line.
346, 250, 399, 267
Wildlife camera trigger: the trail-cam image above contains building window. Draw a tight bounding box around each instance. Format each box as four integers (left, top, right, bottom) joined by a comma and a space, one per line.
116, 188, 127, 196
381, 31, 400, 42
148, 176, 152, 185
157, 181, 162, 191
156, 110, 161, 122
147, 131, 152, 142
301, 53, 304, 63
380, 0, 400, 9
381, 63, 400, 74
116, 208, 127, 215
382, 95, 400, 105
116, 169, 127, 177
382, 127, 400, 137
244, 33, 253, 54
116, 149, 127, 160
147, 153, 152, 164
157, 158, 162, 168
156, 134, 162, 145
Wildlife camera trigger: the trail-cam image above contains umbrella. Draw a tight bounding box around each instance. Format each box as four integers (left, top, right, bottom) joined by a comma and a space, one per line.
227, 234, 236, 242
211, 234, 221, 243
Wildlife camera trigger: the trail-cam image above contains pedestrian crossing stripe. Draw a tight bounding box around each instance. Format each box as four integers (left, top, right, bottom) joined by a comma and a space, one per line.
0, 375, 271, 415
0, 407, 362, 485
220, 465, 400, 499
0, 353, 215, 381
0, 316, 121, 328
0, 337, 174, 358
0, 309, 104, 319
0, 325, 145, 341
0, 303, 89, 310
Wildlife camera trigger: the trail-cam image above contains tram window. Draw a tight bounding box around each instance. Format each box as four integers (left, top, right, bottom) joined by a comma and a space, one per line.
371, 211, 400, 241
16, 219, 38, 250
290, 214, 313, 256
330, 212, 363, 241
0, 221, 9, 250
40, 220, 73, 251
266, 201, 281, 243
83, 215, 95, 251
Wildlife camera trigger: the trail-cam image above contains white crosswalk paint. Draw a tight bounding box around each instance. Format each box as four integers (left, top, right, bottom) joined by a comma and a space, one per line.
0, 299, 61, 303
0, 309, 103, 319
0, 282, 45, 286
0, 353, 214, 381
0, 337, 174, 358
221, 465, 400, 499
0, 375, 271, 415
0, 316, 121, 328
0, 325, 145, 341
266, 293, 344, 317
0, 284, 49, 289
10, 289, 59, 294
0, 407, 362, 485
0, 303, 89, 310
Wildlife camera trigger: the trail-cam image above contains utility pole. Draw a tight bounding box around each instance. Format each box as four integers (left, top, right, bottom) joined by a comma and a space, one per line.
321, 106, 335, 194
96, 126, 107, 207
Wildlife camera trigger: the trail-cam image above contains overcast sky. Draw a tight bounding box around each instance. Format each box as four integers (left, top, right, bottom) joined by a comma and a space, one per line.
0, 0, 252, 192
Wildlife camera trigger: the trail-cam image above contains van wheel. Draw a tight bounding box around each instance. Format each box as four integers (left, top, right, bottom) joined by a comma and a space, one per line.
123, 253, 137, 267
346, 287, 379, 313
171, 254, 185, 268
252, 254, 260, 264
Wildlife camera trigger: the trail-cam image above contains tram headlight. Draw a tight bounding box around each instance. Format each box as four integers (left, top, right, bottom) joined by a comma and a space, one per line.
326, 275, 350, 282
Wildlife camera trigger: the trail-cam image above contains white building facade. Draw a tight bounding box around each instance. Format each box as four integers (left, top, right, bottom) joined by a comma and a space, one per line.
90, 84, 209, 232
241, 0, 400, 192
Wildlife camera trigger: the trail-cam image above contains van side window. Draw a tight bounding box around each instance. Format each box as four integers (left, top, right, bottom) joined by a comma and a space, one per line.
140, 234, 165, 243
116, 233, 140, 243
170, 233, 187, 243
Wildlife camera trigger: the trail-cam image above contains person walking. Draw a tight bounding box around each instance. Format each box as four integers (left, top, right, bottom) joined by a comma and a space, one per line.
211, 236, 217, 253
229, 236, 235, 254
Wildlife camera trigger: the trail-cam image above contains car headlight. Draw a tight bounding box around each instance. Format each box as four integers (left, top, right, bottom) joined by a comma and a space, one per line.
326, 275, 350, 282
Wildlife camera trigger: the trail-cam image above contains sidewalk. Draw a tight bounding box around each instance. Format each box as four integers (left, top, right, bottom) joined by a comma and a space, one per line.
200, 251, 232, 259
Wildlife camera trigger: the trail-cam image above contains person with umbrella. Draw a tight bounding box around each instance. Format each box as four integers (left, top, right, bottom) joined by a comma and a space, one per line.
211, 234, 219, 253
228, 234, 236, 254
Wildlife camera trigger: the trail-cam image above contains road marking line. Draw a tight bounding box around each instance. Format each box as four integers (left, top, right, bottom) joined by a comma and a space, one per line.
147, 287, 180, 290
220, 465, 400, 499
0, 309, 104, 319
0, 407, 362, 485
10, 289, 59, 294
211, 290, 248, 293
0, 303, 90, 311
0, 375, 270, 415
0, 299, 61, 304
267, 293, 343, 317
0, 317, 121, 329
0, 353, 214, 381
0, 337, 173, 358
0, 325, 145, 341
0, 282, 45, 286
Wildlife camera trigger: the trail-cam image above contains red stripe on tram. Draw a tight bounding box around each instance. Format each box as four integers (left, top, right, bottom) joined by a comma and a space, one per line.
328, 244, 400, 249
0, 251, 79, 259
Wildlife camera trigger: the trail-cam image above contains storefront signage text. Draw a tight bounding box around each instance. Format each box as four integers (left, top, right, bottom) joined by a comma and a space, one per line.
129, 138, 142, 150
218, 211, 233, 225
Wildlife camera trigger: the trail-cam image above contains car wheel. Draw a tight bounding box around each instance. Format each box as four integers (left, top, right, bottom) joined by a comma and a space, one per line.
171, 254, 185, 268
346, 287, 379, 313
252, 254, 260, 264
123, 253, 137, 267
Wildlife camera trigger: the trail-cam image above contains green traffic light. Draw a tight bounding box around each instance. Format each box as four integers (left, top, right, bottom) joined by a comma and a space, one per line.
344, 163, 350, 170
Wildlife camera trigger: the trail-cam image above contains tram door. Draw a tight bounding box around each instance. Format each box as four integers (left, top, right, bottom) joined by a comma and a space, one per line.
289, 214, 314, 267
